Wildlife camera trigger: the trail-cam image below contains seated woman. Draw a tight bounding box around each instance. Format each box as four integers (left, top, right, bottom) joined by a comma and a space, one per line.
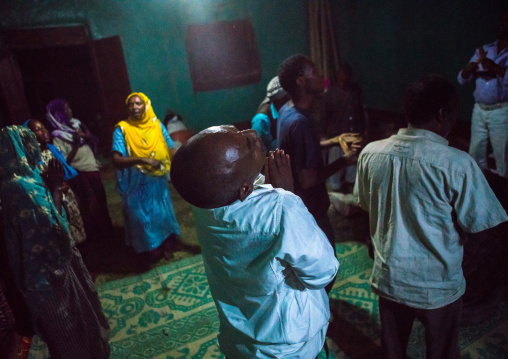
0, 126, 110, 358
25, 119, 86, 245
112, 92, 181, 267
46, 98, 113, 241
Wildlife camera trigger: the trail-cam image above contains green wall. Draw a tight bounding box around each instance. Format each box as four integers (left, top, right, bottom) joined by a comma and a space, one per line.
2, 0, 508, 129
0, 0, 308, 131
329, 0, 508, 122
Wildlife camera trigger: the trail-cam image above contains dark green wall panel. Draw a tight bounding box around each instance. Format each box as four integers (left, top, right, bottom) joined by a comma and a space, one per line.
3, 0, 508, 129
0, 0, 308, 131
330, 0, 508, 121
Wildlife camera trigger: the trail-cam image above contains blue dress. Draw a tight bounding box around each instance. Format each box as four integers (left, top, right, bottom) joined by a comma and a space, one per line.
112, 123, 181, 253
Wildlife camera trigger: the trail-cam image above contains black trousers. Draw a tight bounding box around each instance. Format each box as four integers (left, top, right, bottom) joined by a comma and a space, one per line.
378, 295, 462, 359
313, 212, 336, 294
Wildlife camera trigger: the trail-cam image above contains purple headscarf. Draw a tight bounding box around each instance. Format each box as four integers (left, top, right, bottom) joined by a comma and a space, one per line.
45, 98, 98, 153
46, 98, 73, 128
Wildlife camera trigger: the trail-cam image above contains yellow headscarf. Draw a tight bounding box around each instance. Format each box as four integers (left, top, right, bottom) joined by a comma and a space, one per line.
116, 92, 171, 176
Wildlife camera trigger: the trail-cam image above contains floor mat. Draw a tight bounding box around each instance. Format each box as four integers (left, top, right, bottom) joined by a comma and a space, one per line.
28, 242, 508, 358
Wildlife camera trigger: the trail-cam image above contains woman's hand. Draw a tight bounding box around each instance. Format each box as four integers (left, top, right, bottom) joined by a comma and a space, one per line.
142, 158, 162, 169
72, 131, 82, 146
43, 158, 65, 191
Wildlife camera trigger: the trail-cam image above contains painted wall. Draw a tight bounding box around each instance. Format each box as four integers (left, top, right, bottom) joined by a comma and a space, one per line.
330, 0, 508, 121
2, 0, 508, 129
0, 0, 308, 132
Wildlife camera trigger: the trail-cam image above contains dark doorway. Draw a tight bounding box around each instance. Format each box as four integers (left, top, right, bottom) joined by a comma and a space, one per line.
15, 45, 102, 128
0, 25, 131, 153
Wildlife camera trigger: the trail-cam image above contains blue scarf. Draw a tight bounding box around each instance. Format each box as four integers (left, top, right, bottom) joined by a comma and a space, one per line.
22, 120, 78, 181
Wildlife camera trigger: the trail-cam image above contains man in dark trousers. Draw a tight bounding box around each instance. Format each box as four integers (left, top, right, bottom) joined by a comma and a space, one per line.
277, 54, 358, 292
355, 74, 507, 359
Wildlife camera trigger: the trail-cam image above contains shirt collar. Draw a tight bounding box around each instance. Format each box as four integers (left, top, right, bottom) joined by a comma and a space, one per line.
214, 174, 271, 210
397, 128, 449, 146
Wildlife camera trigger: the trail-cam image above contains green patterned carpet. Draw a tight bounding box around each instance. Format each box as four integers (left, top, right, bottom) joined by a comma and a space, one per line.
28, 242, 508, 358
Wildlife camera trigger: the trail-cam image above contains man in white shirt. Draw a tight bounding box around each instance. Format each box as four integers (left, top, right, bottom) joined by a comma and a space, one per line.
458, 11, 508, 177
170, 125, 339, 359
354, 74, 508, 359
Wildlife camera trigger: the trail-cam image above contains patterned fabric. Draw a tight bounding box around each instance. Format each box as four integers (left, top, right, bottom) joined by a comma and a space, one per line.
354, 128, 508, 309
26, 243, 508, 359
21, 121, 77, 181
40, 149, 86, 244
113, 126, 180, 253
0, 127, 110, 359
68, 171, 113, 241
0, 286, 15, 348
116, 92, 172, 176
33, 249, 110, 359
0, 126, 71, 299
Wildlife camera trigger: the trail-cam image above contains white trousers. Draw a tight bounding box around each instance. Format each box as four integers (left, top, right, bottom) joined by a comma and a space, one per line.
469, 103, 508, 178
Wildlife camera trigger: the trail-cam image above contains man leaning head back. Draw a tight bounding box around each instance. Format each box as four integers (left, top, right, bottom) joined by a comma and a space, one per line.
170, 125, 266, 209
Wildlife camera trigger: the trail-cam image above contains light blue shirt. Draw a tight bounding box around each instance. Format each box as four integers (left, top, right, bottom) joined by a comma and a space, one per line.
354, 128, 507, 309
194, 183, 339, 358
458, 41, 508, 104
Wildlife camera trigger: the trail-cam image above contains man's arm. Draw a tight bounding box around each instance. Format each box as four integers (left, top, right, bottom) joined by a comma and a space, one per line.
458, 47, 482, 83
289, 119, 360, 189
298, 150, 359, 189
453, 159, 508, 234
460, 61, 480, 80
277, 194, 339, 289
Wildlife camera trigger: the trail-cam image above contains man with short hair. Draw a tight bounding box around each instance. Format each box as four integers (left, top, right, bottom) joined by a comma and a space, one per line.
277, 54, 358, 291
354, 74, 508, 359
170, 126, 339, 359
458, 11, 508, 177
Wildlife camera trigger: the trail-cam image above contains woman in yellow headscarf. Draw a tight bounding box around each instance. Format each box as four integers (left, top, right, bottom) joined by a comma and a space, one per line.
112, 93, 181, 268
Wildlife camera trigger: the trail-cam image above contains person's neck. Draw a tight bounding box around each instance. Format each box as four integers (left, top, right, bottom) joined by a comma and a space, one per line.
291, 92, 315, 110
407, 123, 447, 138
39, 142, 48, 151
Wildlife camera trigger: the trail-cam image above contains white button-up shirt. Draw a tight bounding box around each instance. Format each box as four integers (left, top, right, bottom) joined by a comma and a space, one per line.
457, 40, 508, 104
354, 128, 507, 309
194, 183, 339, 358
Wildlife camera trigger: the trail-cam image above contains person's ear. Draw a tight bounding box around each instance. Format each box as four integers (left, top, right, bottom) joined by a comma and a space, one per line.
296, 74, 305, 87
438, 108, 448, 123
238, 182, 254, 202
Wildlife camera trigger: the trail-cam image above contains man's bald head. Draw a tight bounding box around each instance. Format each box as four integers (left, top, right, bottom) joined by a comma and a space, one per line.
171, 126, 266, 209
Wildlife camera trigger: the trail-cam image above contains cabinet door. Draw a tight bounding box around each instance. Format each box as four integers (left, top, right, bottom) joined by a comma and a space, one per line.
0, 53, 30, 126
